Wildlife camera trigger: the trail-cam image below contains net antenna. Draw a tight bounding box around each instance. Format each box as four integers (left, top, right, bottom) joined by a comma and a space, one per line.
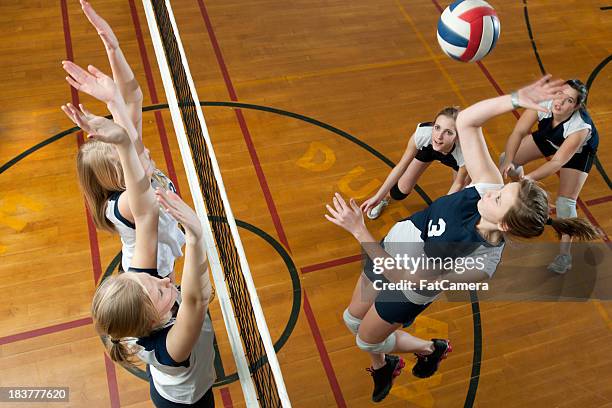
141, 1, 290, 406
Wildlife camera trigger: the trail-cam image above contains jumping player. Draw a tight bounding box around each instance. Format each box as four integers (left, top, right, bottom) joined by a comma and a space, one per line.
63, 102, 216, 407
64, 0, 184, 280
325, 75, 599, 402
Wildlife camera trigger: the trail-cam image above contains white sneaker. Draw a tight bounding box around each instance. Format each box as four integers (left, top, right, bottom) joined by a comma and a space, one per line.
367, 199, 389, 220
547, 254, 572, 274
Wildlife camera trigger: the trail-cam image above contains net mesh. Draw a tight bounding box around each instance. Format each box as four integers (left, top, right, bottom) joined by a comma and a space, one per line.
150, 1, 281, 406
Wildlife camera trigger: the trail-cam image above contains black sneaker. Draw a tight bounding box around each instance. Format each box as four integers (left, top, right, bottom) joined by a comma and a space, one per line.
366, 354, 405, 403
412, 339, 452, 378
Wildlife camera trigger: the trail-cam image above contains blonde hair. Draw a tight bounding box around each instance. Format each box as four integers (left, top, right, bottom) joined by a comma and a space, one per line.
503, 179, 599, 240
92, 276, 160, 365
77, 141, 125, 232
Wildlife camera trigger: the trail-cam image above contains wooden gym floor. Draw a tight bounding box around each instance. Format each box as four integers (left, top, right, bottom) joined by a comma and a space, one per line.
1, 0, 611, 406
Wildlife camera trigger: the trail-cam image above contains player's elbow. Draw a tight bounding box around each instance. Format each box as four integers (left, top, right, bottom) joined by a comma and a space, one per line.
455, 110, 476, 135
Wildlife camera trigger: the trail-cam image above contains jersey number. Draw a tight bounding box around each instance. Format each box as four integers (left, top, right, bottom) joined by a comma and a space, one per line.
427, 218, 446, 237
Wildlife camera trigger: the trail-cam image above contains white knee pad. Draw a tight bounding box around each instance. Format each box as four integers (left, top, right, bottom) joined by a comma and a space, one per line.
556, 196, 577, 218
356, 333, 396, 354
343, 309, 362, 335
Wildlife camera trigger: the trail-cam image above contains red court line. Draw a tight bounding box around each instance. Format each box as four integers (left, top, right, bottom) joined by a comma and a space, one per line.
0, 317, 92, 346
104, 355, 121, 408
586, 195, 612, 207
196, 1, 345, 404
301, 254, 363, 274
60, 0, 103, 284
128, 0, 181, 195
302, 293, 347, 408
60, 1, 117, 404
429, 0, 610, 248
301, 255, 361, 275
220, 388, 234, 408
197, 0, 290, 251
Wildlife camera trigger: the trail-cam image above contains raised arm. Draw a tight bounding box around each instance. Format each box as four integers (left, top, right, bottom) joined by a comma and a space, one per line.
62, 61, 139, 144
62, 103, 157, 268
360, 135, 419, 214
80, 0, 143, 138
456, 75, 564, 185
63, 61, 148, 224
328, 193, 415, 282
155, 190, 212, 363
499, 109, 539, 178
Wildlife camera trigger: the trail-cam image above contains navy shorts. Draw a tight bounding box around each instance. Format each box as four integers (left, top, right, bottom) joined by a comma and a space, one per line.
533, 136, 595, 173
362, 243, 432, 327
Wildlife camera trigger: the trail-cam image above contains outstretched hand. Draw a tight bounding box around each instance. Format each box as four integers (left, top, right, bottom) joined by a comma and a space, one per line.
155, 189, 203, 240
80, 0, 119, 52
61, 103, 128, 145
325, 193, 366, 238
516, 74, 565, 112
62, 60, 119, 104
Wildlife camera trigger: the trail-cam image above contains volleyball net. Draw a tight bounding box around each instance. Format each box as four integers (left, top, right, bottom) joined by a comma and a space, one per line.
141, 1, 290, 406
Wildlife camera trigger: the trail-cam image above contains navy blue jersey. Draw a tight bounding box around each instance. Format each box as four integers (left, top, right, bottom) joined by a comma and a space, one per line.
408, 186, 503, 258
535, 102, 599, 154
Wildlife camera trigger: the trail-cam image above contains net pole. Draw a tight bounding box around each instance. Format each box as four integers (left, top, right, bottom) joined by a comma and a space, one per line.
141, 1, 259, 405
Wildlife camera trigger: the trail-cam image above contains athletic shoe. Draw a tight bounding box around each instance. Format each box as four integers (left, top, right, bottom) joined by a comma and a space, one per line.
366, 354, 405, 402
412, 339, 452, 378
547, 254, 572, 274
367, 199, 390, 220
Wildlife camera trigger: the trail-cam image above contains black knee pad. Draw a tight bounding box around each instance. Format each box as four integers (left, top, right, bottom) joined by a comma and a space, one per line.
390, 183, 409, 200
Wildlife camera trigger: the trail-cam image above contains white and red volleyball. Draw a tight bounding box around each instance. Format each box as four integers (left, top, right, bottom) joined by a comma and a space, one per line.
436, 0, 500, 62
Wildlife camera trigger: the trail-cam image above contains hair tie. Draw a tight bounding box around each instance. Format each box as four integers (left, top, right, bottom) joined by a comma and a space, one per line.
546, 217, 553, 225
110, 338, 120, 344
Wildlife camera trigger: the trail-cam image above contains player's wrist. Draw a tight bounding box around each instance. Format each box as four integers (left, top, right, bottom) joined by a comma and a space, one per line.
353, 225, 371, 242
510, 91, 521, 109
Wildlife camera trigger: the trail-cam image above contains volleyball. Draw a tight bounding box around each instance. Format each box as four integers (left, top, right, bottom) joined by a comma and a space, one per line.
436, 0, 500, 62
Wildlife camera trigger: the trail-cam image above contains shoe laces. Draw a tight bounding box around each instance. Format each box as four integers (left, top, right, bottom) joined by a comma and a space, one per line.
414, 353, 429, 362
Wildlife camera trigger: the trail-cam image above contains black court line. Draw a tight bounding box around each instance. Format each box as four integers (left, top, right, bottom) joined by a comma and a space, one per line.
522, 0, 612, 189
464, 291, 482, 408
585, 55, 612, 189
522, 0, 546, 75
600, 6, 612, 10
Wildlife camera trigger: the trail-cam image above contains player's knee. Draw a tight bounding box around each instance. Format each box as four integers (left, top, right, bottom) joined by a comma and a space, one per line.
356, 333, 396, 353
556, 196, 577, 218
390, 183, 409, 200
343, 308, 362, 335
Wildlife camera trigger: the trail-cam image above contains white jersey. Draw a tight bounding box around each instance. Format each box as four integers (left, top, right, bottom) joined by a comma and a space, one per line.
104, 170, 186, 277
132, 314, 216, 404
